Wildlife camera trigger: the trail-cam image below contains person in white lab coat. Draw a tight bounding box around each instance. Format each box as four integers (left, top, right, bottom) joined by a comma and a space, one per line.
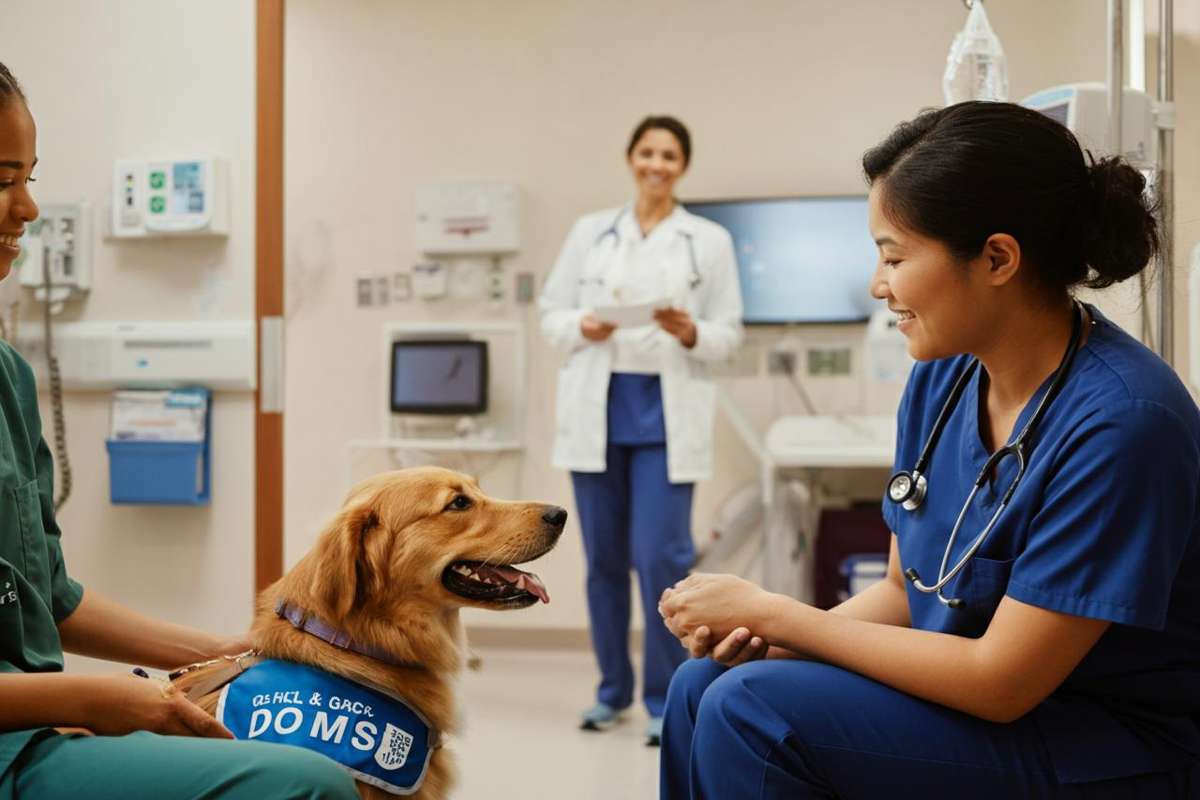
539, 115, 743, 745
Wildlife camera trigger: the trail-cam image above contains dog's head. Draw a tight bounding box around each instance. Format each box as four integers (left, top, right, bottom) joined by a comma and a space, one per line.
298, 467, 565, 623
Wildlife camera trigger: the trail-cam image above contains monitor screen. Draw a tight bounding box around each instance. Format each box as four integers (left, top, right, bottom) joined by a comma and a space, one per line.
685, 196, 879, 325
390, 340, 488, 415
1039, 102, 1070, 127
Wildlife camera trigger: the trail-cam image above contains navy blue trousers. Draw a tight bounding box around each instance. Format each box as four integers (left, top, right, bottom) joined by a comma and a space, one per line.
661, 658, 1197, 799
572, 442, 694, 717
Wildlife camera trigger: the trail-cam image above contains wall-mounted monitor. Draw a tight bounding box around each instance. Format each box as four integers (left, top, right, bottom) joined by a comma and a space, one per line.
389, 340, 488, 415
685, 196, 878, 325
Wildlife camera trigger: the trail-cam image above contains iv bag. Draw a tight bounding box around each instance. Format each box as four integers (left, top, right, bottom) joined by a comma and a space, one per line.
943, 0, 1008, 105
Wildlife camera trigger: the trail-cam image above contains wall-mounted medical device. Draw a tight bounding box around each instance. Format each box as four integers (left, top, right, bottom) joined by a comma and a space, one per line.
18, 201, 92, 305
414, 182, 520, 254
1021, 83, 1159, 166
17, 320, 255, 391
390, 339, 489, 415
111, 158, 230, 237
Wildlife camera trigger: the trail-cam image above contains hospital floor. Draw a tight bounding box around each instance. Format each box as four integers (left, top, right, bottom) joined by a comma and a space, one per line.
454, 647, 660, 799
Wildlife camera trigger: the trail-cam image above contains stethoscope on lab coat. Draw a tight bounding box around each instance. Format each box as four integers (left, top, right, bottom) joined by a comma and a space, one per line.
886, 301, 1086, 609
581, 207, 703, 292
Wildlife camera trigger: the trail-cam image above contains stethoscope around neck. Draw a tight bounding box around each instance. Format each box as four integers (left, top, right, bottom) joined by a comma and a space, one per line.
582, 207, 702, 291
887, 301, 1087, 609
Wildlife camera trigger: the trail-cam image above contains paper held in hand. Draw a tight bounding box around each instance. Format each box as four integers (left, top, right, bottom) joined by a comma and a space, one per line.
594, 297, 672, 328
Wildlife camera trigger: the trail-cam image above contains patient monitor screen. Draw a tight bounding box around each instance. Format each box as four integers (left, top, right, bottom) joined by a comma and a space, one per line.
390, 340, 488, 414
686, 196, 878, 325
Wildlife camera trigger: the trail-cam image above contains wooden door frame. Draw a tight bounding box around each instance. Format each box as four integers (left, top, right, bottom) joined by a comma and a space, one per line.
255, 0, 285, 594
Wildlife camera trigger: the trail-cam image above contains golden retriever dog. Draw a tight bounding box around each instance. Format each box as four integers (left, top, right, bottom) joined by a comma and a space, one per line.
173, 467, 565, 799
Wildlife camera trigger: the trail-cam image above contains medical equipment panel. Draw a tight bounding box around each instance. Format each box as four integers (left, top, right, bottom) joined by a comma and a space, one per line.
16, 321, 256, 391
111, 157, 230, 237
389, 339, 489, 415
1021, 83, 1158, 166
17, 202, 92, 305
414, 182, 520, 254
685, 196, 877, 325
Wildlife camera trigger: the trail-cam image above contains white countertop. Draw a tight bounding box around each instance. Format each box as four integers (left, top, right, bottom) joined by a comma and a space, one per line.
765, 415, 896, 468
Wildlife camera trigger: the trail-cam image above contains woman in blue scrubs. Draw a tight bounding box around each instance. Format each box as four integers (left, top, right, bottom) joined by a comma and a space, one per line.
540, 117, 742, 744
0, 64, 357, 799
658, 102, 1200, 797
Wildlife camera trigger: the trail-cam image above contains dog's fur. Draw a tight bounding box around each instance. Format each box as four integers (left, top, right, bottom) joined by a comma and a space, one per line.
174, 467, 564, 799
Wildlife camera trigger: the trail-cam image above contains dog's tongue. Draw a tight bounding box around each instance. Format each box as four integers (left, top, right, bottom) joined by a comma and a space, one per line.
485, 565, 550, 604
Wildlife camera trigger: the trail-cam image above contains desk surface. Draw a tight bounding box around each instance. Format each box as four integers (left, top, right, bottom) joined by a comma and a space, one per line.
765, 415, 896, 468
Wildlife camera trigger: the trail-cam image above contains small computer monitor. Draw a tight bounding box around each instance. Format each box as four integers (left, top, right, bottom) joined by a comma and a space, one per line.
685, 196, 879, 325
389, 340, 488, 415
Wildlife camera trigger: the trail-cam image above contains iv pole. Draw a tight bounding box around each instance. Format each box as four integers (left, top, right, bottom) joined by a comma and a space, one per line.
1117, 0, 1178, 363
1155, 0, 1175, 365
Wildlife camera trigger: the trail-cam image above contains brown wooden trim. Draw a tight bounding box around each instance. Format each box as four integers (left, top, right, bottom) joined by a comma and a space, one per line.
255, 0, 285, 595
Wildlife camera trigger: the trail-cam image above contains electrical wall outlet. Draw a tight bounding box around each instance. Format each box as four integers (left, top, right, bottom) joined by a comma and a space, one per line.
392, 272, 412, 301
355, 276, 374, 307
487, 262, 504, 302
767, 348, 797, 376
515, 272, 535, 304
807, 347, 852, 376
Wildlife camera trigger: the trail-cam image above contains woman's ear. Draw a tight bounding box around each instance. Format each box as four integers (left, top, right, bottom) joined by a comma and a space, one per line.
311, 502, 380, 621
980, 233, 1022, 287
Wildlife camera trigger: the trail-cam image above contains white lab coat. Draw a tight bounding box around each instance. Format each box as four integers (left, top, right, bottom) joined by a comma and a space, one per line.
539, 204, 743, 483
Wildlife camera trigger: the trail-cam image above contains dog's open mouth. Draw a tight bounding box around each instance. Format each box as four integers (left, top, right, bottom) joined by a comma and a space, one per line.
442, 561, 550, 607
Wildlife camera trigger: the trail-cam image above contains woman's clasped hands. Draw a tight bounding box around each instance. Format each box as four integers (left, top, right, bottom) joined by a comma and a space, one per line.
659, 573, 777, 667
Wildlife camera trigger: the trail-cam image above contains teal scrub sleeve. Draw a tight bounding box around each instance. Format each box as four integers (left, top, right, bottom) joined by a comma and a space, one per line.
32, 437, 82, 623
12, 352, 83, 623
1008, 400, 1199, 629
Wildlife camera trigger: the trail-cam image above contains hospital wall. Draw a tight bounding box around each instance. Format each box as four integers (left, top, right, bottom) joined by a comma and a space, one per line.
3, 1, 258, 670
284, 0, 1200, 638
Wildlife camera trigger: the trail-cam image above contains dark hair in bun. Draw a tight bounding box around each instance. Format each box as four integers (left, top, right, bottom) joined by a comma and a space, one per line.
862, 101, 1159, 293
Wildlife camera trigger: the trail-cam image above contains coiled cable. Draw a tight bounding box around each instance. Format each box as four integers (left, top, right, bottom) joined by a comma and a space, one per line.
41, 256, 71, 510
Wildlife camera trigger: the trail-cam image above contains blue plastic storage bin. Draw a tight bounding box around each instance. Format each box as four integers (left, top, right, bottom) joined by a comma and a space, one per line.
107, 387, 211, 506
106, 439, 211, 505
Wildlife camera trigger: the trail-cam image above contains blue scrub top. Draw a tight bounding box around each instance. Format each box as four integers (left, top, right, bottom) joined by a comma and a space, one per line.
606, 373, 667, 446
882, 306, 1200, 785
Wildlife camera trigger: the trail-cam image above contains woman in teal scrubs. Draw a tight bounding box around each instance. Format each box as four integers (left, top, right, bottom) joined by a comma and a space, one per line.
0, 64, 357, 799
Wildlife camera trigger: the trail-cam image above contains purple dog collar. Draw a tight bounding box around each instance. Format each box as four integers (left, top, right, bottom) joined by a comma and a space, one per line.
274, 600, 424, 670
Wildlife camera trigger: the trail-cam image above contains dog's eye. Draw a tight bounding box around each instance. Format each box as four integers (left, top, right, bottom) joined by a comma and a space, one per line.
444, 494, 473, 512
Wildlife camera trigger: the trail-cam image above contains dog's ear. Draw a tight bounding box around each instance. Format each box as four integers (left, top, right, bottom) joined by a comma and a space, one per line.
311, 501, 380, 621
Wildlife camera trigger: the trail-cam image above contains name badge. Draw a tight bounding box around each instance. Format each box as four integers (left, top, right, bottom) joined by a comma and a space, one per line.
218, 659, 435, 795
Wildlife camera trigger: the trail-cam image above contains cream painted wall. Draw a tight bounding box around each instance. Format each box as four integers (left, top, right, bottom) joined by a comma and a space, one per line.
4, 1, 257, 670
284, 1, 1197, 634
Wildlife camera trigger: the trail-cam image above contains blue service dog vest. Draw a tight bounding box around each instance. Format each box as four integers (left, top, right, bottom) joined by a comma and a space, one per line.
218, 659, 436, 795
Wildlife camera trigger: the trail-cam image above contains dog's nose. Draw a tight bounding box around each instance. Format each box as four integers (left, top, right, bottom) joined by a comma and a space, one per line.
542, 506, 568, 528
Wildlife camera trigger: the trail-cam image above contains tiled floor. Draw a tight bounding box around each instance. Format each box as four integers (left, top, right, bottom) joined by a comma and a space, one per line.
453, 647, 660, 799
